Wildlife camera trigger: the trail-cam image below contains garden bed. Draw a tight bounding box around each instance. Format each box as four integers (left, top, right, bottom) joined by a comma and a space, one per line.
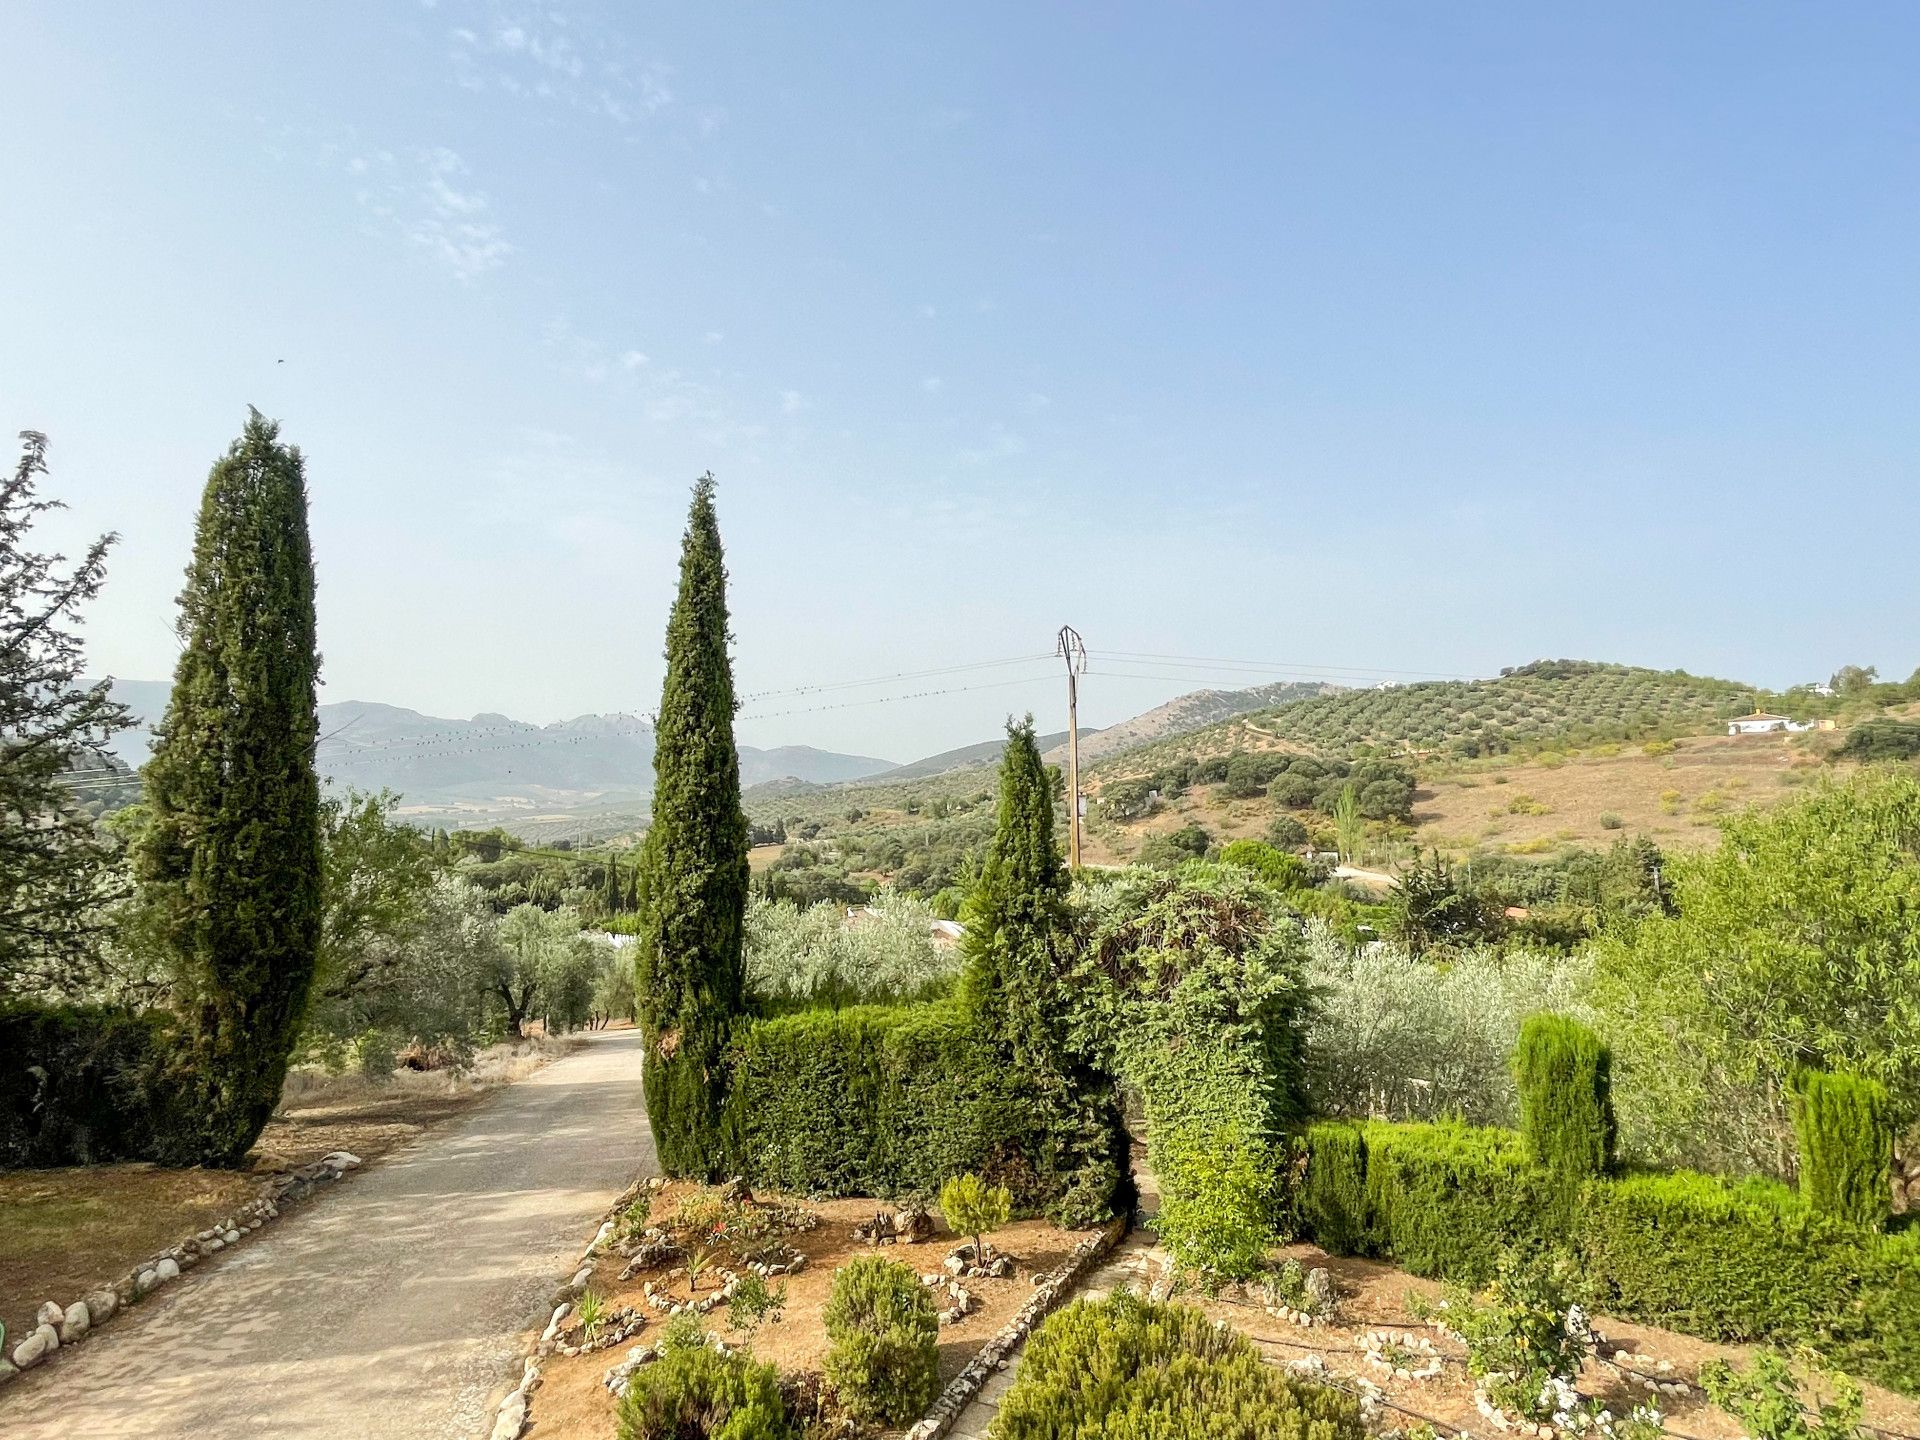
1174, 1243, 1920, 1440
524, 1179, 1099, 1438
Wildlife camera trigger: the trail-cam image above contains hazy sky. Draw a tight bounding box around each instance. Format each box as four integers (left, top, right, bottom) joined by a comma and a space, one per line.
5, 3, 1917, 762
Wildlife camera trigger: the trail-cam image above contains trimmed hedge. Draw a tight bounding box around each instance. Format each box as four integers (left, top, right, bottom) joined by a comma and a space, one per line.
721, 1003, 1118, 1215
0, 1005, 185, 1168
1299, 1120, 1920, 1397
1792, 1070, 1893, 1230
1513, 1013, 1614, 1181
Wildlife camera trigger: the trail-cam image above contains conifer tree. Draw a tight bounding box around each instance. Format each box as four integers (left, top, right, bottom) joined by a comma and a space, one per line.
605, 852, 621, 913
136, 410, 321, 1166
960, 718, 1122, 1224
0, 431, 132, 997
960, 717, 1070, 1068
636, 474, 749, 1176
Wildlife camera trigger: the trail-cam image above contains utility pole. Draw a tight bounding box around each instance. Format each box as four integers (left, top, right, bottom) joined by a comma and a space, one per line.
1056, 624, 1087, 870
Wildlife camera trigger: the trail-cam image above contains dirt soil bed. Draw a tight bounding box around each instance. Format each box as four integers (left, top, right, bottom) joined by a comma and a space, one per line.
0, 1034, 578, 1346
1182, 1243, 1920, 1440
527, 1181, 1097, 1439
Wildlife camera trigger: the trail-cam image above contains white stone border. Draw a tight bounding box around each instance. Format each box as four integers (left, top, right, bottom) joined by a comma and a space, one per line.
904, 1213, 1131, 1440
490, 1175, 648, 1440
0, 1150, 362, 1387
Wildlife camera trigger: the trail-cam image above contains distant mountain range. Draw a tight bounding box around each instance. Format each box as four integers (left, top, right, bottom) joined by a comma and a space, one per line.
98, 681, 896, 819
93, 671, 1354, 832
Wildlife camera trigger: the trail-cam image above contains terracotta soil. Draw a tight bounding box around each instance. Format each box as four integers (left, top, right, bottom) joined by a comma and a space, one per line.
0, 1035, 578, 1347
1181, 1243, 1920, 1440
526, 1183, 1097, 1438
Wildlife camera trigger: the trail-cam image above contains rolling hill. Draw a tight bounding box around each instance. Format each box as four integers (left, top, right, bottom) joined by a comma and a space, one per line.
1089, 661, 1759, 781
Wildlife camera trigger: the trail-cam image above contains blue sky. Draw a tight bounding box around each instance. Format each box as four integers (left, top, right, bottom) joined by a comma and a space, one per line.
3, 3, 1916, 761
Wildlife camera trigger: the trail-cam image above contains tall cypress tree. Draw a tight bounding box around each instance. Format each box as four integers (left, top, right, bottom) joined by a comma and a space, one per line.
636, 473, 748, 1176
136, 410, 321, 1166
960, 717, 1123, 1225
959, 716, 1070, 1069
605, 852, 621, 913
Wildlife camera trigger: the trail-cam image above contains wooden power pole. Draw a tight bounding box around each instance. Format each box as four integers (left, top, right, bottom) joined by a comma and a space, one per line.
1056, 624, 1087, 870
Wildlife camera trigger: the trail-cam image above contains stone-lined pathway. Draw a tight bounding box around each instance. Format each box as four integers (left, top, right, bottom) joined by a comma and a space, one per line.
947, 1234, 1170, 1440
1, 1029, 654, 1440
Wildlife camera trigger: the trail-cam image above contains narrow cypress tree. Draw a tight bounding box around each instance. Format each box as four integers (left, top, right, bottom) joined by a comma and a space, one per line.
960, 717, 1122, 1225
605, 852, 621, 913
636, 474, 749, 1176
136, 410, 321, 1166
1793, 1069, 1892, 1230
960, 716, 1070, 1068
1512, 1012, 1616, 1180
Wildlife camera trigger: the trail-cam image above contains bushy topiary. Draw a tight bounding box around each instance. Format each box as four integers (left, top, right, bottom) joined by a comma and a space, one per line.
821, 1256, 938, 1425
1791, 1070, 1892, 1230
617, 1342, 795, 1440
1513, 1013, 1615, 1181
993, 1291, 1366, 1440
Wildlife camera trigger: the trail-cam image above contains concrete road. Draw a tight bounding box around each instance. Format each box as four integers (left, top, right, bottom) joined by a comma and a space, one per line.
3, 1028, 654, 1439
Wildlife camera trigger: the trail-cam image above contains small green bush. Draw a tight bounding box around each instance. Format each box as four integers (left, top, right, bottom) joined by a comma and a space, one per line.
1432, 1251, 1590, 1422
1699, 1350, 1864, 1440
939, 1171, 1011, 1260
821, 1256, 938, 1426
1791, 1070, 1892, 1230
992, 1291, 1366, 1440
617, 1342, 795, 1440
1512, 1013, 1615, 1180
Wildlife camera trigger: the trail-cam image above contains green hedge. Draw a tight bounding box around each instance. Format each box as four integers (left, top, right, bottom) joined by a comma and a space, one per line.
0, 1005, 185, 1168
1299, 1119, 1919, 1396
721, 1002, 1117, 1215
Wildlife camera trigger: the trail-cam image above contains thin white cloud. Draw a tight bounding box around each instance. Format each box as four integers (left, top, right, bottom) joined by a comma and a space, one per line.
780, 389, 807, 415
921, 376, 944, 394
296, 130, 514, 282
448, 4, 672, 126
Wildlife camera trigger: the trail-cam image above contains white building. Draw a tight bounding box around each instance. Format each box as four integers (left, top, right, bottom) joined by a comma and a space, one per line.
1727, 711, 1810, 735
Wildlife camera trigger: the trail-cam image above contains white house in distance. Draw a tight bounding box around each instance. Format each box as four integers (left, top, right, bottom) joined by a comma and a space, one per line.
1727, 710, 1812, 735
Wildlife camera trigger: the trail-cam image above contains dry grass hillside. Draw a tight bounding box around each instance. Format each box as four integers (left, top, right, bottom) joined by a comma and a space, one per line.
1083, 731, 1846, 865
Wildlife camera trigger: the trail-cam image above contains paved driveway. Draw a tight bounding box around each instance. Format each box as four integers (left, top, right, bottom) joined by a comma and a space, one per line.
3, 1028, 654, 1439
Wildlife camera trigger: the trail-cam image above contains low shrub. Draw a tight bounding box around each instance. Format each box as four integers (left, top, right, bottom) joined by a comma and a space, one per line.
992, 1291, 1367, 1440
821, 1256, 938, 1426
616, 1342, 795, 1440
1513, 1013, 1615, 1181
1791, 1070, 1892, 1229
1424, 1250, 1590, 1422
1699, 1350, 1864, 1440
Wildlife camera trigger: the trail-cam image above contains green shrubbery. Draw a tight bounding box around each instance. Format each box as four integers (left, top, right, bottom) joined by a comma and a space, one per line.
616, 1341, 795, 1440
1067, 867, 1311, 1276
821, 1256, 938, 1426
1298, 1120, 1920, 1395
723, 1003, 1105, 1213
992, 1291, 1366, 1440
1791, 1070, 1892, 1229
0, 1005, 183, 1166
744, 891, 958, 1011
1513, 1013, 1615, 1180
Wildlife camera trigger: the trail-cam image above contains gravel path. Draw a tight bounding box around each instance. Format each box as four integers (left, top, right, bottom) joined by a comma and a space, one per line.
2, 1027, 655, 1440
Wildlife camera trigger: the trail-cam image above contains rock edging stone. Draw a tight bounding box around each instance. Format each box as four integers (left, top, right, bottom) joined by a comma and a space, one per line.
1, 1151, 362, 1385
903, 1212, 1130, 1440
